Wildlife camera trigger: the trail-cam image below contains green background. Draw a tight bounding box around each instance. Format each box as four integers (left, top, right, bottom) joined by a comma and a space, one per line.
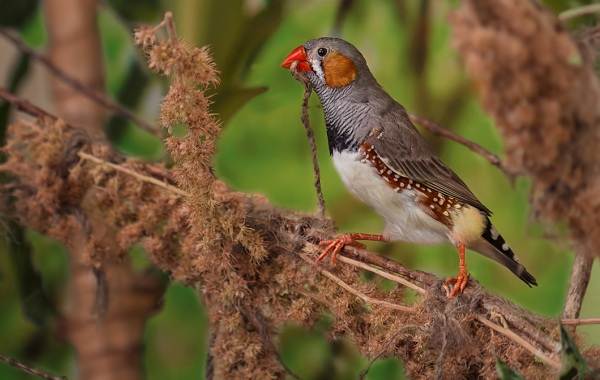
0, 1, 598, 379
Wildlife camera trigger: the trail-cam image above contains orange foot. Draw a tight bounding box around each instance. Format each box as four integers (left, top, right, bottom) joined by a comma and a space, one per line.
443, 272, 470, 298
443, 242, 469, 298
317, 233, 385, 264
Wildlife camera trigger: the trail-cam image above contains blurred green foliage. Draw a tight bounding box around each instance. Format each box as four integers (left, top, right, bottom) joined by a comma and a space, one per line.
0, 0, 599, 379
560, 325, 588, 380
496, 359, 525, 380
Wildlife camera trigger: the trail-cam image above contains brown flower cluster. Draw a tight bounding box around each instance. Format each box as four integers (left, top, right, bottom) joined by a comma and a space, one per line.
451, 0, 600, 257
0, 117, 182, 268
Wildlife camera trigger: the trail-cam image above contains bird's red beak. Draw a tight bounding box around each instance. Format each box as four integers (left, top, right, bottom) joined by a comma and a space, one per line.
281, 45, 312, 72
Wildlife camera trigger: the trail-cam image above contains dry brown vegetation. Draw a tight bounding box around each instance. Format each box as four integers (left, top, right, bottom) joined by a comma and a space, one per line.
1, 2, 599, 379
452, 1, 600, 238
452, 0, 600, 323
2, 114, 566, 379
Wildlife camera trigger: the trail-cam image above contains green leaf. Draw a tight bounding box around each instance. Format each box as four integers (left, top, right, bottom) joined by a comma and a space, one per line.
199, 0, 246, 68
6, 221, 55, 325
212, 86, 268, 125
365, 358, 406, 380
175, 1, 284, 124
0, 45, 54, 326
106, 0, 163, 23
105, 56, 152, 143
568, 52, 583, 67
559, 324, 587, 380
496, 358, 525, 380
221, 0, 285, 84
278, 325, 332, 379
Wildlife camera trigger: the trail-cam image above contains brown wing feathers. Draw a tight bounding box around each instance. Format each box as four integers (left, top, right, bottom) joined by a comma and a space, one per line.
362, 118, 491, 215
361, 143, 465, 227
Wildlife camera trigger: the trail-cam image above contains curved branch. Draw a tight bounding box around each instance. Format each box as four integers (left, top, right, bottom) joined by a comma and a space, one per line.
408, 113, 514, 178
475, 316, 560, 369
0, 29, 157, 134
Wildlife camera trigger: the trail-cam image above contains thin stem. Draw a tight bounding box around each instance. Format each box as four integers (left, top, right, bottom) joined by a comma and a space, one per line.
298, 253, 414, 312
291, 66, 326, 217
475, 316, 561, 370
164, 11, 178, 42
562, 251, 594, 321
302, 83, 326, 217
344, 246, 435, 288
0, 87, 55, 120
559, 4, 600, 21
561, 318, 600, 326
408, 113, 514, 178
336, 254, 426, 294
78, 152, 189, 197
0, 354, 67, 380
0, 29, 157, 134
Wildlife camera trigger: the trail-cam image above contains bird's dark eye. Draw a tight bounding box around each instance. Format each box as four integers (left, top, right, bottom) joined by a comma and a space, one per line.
317, 47, 328, 57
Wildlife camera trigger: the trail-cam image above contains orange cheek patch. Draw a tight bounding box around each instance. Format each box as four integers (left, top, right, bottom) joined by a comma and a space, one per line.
323, 52, 357, 88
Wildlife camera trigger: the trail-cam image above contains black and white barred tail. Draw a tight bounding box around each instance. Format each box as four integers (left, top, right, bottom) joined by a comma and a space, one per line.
472, 218, 537, 287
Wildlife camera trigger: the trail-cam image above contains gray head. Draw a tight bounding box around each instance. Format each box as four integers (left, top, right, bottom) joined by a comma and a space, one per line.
281, 37, 376, 92
282, 37, 391, 154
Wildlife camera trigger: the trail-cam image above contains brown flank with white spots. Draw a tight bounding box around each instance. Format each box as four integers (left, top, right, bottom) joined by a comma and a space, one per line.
360, 143, 464, 227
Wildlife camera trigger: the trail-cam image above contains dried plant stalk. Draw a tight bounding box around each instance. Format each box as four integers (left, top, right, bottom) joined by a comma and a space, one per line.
0, 354, 66, 380
290, 66, 327, 217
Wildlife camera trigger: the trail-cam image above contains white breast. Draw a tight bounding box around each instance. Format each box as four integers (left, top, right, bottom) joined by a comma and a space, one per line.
332, 150, 448, 244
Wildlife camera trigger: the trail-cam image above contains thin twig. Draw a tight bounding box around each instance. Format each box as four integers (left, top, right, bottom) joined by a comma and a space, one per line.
0, 88, 188, 199
77, 152, 189, 197
475, 315, 561, 370
301, 82, 326, 217
344, 246, 435, 288
336, 254, 426, 294
561, 318, 600, 326
298, 252, 414, 312
290, 66, 326, 217
559, 4, 600, 21
0, 87, 55, 120
408, 113, 514, 178
163, 11, 178, 41
0, 29, 157, 134
151, 12, 180, 83
316, 266, 414, 312
0, 354, 67, 380
562, 251, 594, 321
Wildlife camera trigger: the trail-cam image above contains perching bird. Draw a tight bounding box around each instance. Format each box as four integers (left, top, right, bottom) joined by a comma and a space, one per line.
281, 37, 537, 297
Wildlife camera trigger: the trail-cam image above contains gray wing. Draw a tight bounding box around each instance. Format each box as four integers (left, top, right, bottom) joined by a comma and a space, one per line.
363, 106, 491, 215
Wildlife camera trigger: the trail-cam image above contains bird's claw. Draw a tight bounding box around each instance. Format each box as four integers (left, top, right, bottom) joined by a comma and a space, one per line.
317, 234, 366, 264
443, 272, 469, 298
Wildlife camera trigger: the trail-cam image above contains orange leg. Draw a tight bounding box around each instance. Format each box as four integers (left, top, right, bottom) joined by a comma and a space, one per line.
318, 233, 386, 264
444, 243, 470, 298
